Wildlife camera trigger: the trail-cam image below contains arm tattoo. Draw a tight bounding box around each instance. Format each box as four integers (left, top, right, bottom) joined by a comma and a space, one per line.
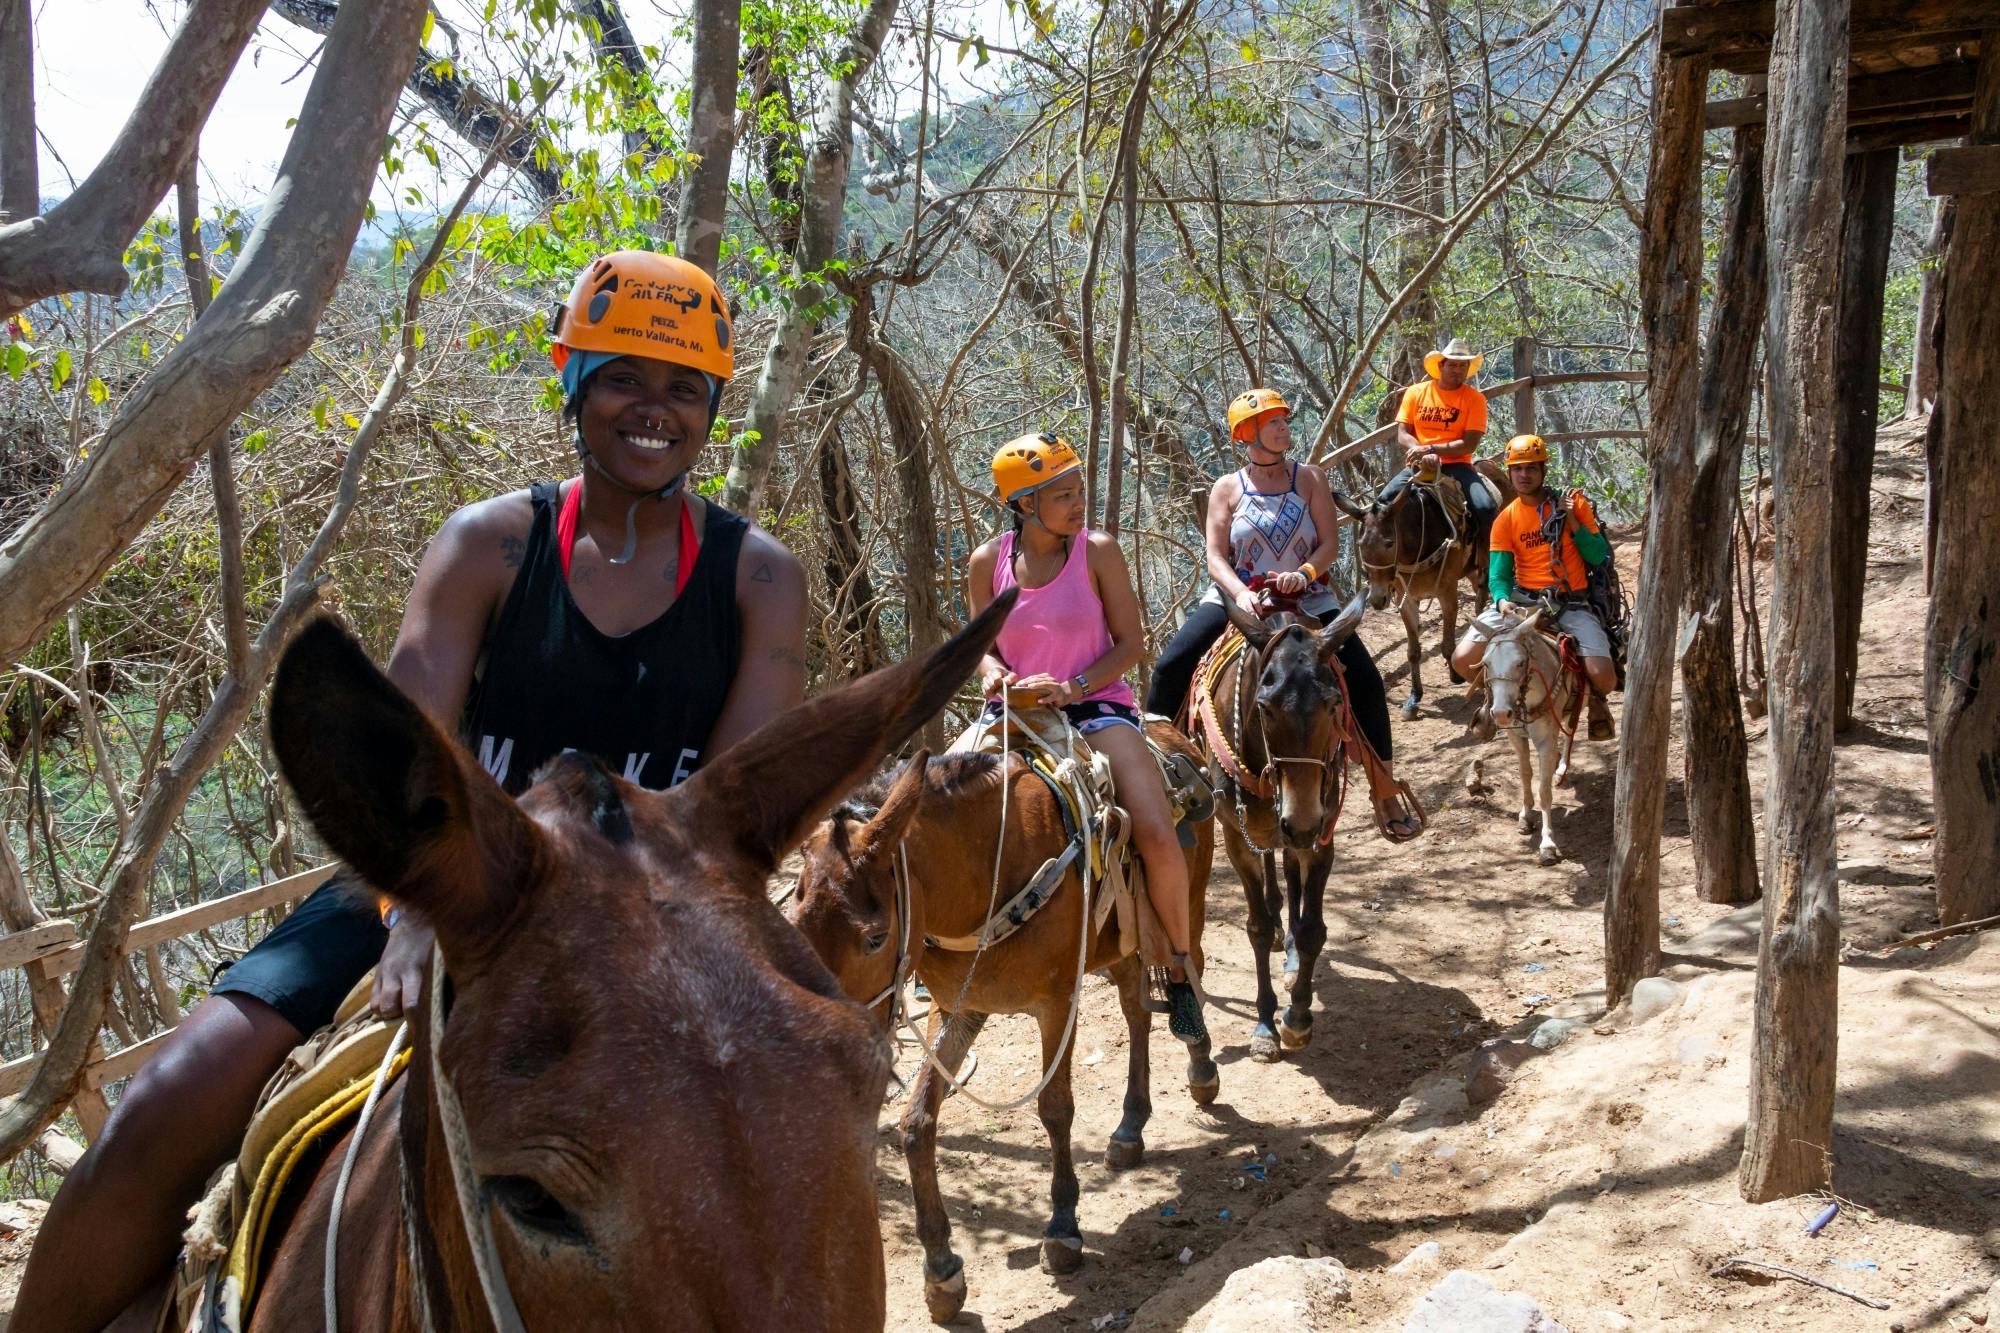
750, 561, 775, 584
768, 646, 807, 670
500, 535, 526, 569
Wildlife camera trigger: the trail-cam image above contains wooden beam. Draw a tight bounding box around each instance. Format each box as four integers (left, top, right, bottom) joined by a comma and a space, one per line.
27, 864, 335, 983
1848, 114, 1972, 150
1708, 62, 1977, 127
81, 1029, 172, 1091
1832, 148, 1901, 731
1664, 1, 1999, 71
1928, 28, 2000, 928
1683, 124, 1768, 909
0, 920, 77, 972
1740, 0, 1848, 1205
1928, 142, 2000, 192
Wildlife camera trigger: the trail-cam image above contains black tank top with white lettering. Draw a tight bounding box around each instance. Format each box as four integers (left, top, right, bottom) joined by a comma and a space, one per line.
460, 482, 745, 794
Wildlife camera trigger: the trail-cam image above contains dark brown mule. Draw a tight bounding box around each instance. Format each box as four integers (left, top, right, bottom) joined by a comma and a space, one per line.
1196, 592, 1368, 1062
247, 593, 1014, 1331
788, 721, 1216, 1324
1336, 459, 1506, 716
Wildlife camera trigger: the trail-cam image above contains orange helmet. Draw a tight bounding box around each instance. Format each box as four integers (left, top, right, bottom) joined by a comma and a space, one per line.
992, 433, 1082, 504
1505, 434, 1550, 467
1227, 388, 1290, 443
549, 251, 733, 381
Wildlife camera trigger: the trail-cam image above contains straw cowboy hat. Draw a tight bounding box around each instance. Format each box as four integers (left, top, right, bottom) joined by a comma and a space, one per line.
1424, 337, 1485, 379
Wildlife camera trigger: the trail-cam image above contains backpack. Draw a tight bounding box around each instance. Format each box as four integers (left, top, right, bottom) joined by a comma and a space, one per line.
1540, 487, 1630, 686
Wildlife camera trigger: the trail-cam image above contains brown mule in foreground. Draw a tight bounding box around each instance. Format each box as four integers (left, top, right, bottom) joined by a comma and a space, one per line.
1337, 459, 1506, 716
248, 591, 1015, 1332
1196, 592, 1371, 1062
789, 722, 1217, 1325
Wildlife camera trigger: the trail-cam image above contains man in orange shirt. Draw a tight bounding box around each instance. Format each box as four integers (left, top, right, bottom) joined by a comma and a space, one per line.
1378, 337, 1498, 531
1451, 434, 1618, 739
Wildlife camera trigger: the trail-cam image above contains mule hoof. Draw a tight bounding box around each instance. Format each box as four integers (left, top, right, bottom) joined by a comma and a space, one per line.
1039, 1235, 1085, 1275
1402, 698, 1421, 718
1518, 819, 1537, 839
1188, 1070, 1220, 1106
1279, 1014, 1313, 1050
1106, 1134, 1145, 1170
1250, 1026, 1284, 1062
1448, 665, 1466, 685
924, 1266, 968, 1324
1538, 846, 1562, 867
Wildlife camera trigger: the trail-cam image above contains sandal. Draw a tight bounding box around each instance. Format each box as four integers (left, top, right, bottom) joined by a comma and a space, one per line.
1375, 791, 1426, 843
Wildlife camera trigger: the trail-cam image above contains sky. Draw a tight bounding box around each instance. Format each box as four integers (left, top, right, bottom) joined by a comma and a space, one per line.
30, 0, 1023, 211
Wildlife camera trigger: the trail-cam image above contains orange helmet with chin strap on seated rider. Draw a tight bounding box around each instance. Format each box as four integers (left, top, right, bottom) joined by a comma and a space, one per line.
1227, 387, 1290, 443
1505, 434, 1550, 467
992, 433, 1083, 505
550, 250, 735, 385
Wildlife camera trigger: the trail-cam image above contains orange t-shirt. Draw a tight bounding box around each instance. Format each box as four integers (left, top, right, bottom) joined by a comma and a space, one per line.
1397, 381, 1488, 457
1491, 492, 1599, 594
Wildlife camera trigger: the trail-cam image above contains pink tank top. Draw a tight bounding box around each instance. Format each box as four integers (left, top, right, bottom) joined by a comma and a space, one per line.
989, 529, 1137, 708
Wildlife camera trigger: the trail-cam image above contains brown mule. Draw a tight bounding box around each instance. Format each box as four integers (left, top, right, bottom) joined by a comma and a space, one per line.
1194, 592, 1371, 1062
1337, 459, 1506, 716
789, 722, 1216, 1324
246, 592, 1015, 1332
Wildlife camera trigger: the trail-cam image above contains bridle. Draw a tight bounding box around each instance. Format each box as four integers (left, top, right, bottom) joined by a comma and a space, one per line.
863, 847, 917, 1028
1359, 485, 1460, 604
1211, 617, 1351, 854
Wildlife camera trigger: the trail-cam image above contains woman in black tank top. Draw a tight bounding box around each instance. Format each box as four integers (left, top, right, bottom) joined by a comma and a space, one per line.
6, 253, 816, 1333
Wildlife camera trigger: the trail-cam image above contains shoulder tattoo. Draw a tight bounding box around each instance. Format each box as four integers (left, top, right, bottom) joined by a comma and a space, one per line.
500, 535, 525, 569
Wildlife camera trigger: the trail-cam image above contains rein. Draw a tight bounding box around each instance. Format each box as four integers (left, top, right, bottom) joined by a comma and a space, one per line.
326, 952, 526, 1333
1360, 483, 1461, 600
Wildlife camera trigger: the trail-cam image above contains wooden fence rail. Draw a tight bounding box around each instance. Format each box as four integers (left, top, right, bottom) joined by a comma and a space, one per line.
0, 864, 335, 1135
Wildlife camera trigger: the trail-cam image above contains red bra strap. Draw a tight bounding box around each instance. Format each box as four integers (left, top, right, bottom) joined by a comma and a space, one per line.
556, 480, 699, 595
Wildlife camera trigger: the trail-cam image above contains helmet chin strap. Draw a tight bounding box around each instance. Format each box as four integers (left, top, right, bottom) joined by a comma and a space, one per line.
573, 417, 688, 567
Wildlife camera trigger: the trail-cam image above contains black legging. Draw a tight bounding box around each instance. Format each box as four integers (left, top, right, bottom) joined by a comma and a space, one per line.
1147, 597, 1393, 761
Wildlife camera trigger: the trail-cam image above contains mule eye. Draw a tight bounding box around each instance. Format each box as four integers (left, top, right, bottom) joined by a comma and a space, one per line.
485, 1174, 589, 1245
863, 930, 890, 955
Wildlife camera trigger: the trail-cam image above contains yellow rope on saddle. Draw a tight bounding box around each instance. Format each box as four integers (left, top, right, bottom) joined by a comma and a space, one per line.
220, 1046, 412, 1325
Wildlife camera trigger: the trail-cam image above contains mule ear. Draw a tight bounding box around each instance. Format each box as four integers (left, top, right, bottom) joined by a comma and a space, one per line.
1317, 591, 1369, 659
670, 590, 1017, 877
852, 751, 930, 864
1332, 489, 1369, 521
269, 618, 546, 956
1223, 592, 1275, 649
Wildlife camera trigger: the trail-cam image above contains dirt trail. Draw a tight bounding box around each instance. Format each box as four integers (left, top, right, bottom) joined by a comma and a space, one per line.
866, 419, 1993, 1330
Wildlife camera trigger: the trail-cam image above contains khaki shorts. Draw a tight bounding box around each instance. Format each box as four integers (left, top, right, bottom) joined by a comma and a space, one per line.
1466, 603, 1612, 659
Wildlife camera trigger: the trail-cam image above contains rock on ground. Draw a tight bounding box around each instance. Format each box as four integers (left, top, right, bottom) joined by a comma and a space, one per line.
1193, 1256, 1352, 1333
1403, 1269, 1569, 1333
1466, 1039, 1536, 1103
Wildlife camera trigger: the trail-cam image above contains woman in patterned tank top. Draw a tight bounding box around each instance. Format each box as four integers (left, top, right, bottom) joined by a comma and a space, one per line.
966, 433, 1210, 1044
1144, 388, 1420, 840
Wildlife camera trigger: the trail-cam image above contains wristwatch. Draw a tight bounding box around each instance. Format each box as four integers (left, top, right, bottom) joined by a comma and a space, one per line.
1072, 673, 1090, 696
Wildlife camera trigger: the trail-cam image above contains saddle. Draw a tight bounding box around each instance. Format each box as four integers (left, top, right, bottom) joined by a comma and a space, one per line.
945, 700, 1213, 972
165, 977, 403, 1333
1412, 458, 1503, 529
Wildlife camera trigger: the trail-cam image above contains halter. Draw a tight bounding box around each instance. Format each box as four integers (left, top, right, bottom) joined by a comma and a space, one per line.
1360, 485, 1460, 606
864, 846, 917, 1026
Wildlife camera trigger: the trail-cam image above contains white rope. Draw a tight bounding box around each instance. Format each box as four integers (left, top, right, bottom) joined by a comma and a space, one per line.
326, 1020, 410, 1332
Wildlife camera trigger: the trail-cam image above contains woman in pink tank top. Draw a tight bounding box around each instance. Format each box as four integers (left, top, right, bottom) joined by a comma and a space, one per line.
965, 433, 1207, 1044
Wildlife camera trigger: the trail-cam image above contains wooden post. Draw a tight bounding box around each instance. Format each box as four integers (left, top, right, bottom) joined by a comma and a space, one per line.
1740, 0, 1847, 1204
1513, 335, 1538, 438
1683, 124, 1766, 908
1605, 11, 1709, 1002
1908, 197, 1955, 419
0, 835, 112, 1138
1928, 38, 2000, 928
1831, 147, 1899, 732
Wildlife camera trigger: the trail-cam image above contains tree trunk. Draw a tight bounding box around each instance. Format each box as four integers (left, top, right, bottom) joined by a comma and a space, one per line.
1831, 147, 1898, 732
1605, 19, 1708, 1002
815, 421, 885, 677
1683, 125, 1766, 909
1907, 197, 1954, 419
1739, 0, 1847, 1205
1927, 32, 2000, 929
675, 0, 741, 272
870, 338, 950, 753
0, 0, 270, 319
0, 0, 430, 667
718, 0, 898, 517
0, 0, 36, 225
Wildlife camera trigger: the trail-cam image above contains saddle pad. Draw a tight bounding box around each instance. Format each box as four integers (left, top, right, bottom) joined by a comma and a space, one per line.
1474, 473, 1506, 513
170, 973, 404, 1333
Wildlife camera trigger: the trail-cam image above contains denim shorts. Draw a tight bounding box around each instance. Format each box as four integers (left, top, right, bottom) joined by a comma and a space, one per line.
210, 873, 386, 1037
979, 697, 1142, 735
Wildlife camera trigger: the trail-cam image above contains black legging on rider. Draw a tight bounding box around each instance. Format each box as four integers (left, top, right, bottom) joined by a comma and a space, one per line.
1379, 459, 1497, 522
1145, 598, 1393, 761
